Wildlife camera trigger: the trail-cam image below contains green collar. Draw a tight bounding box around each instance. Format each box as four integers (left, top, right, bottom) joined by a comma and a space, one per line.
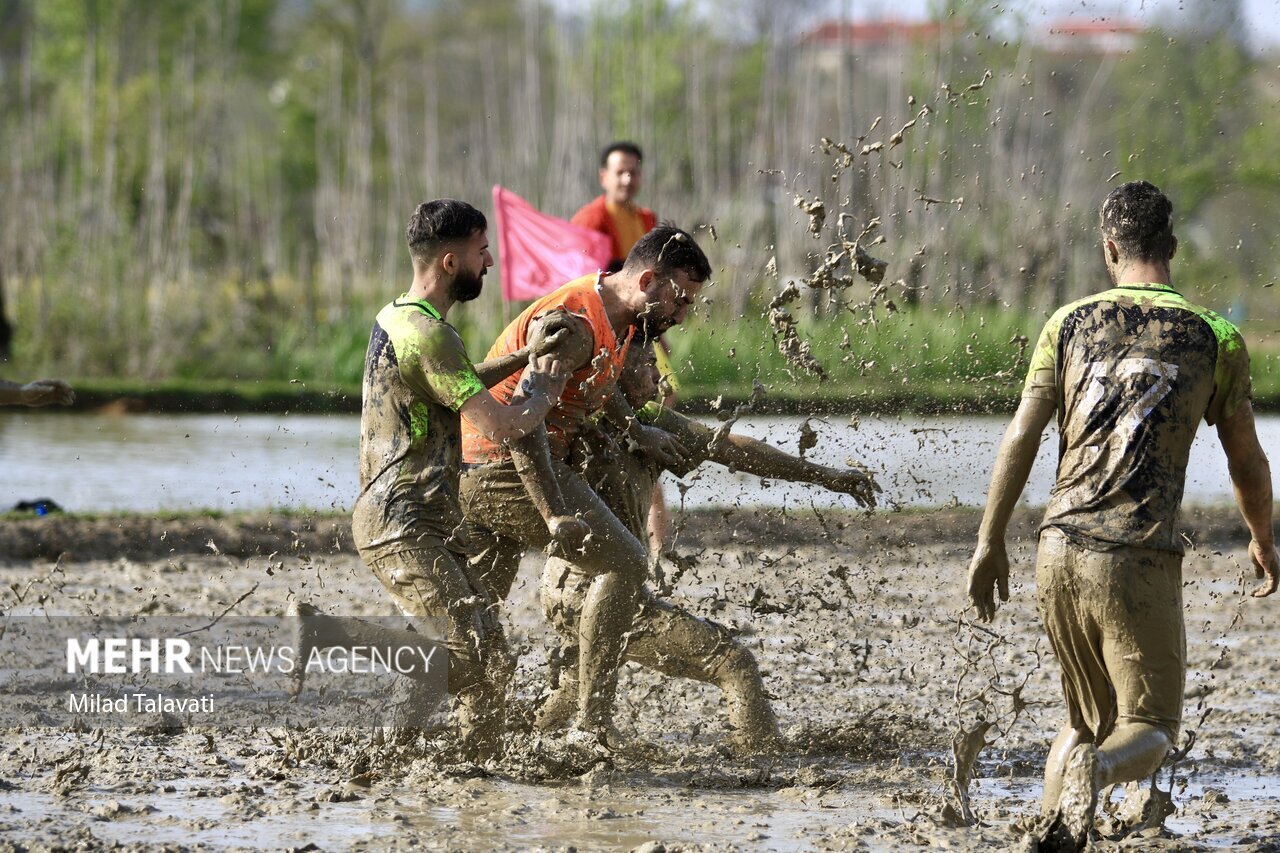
1113, 282, 1177, 294
393, 294, 443, 320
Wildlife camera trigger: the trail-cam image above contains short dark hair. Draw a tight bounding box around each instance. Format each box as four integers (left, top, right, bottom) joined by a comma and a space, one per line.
621, 224, 712, 283
1100, 181, 1174, 262
406, 199, 487, 263
600, 141, 643, 168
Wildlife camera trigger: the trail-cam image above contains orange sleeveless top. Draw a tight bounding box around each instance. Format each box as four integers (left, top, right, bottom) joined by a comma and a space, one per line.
462, 273, 633, 463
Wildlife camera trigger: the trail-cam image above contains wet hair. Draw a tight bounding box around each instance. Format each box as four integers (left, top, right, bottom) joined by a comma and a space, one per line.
600, 141, 643, 168
406, 199, 486, 263
621, 224, 712, 283
1100, 181, 1174, 262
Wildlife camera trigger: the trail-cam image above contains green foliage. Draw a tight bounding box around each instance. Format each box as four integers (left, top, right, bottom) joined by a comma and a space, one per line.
2, 0, 1279, 414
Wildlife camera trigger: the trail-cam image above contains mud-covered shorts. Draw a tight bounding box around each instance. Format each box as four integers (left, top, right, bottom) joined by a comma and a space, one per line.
1035, 527, 1185, 742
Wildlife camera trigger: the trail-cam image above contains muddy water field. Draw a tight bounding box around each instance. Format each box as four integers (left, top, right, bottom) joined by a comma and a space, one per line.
1, 507, 1277, 851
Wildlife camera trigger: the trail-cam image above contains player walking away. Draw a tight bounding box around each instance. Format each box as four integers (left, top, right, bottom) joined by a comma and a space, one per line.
294, 199, 570, 761
528, 342, 879, 752
0, 378, 74, 406
966, 181, 1277, 852
459, 225, 709, 753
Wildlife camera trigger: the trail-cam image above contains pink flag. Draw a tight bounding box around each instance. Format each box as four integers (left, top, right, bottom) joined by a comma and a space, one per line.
492, 185, 612, 302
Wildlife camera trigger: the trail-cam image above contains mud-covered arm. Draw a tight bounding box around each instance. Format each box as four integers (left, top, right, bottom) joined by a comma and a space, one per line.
508, 427, 590, 550
473, 317, 580, 388
1216, 399, 1279, 598
603, 393, 688, 469
473, 349, 535, 389
966, 394, 1055, 621
644, 406, 879, 506
715, 429, 878, 508
0, 378, 75, 407
459, 355, 568, 444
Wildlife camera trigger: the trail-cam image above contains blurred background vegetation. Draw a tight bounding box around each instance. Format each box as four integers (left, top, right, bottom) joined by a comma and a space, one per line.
0, 0, 1275, 408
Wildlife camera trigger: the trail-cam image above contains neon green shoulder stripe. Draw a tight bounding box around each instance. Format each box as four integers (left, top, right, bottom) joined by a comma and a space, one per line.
1124, 289, 1244, 354
377, 295, 444, 364
1026, 291, 1111, 376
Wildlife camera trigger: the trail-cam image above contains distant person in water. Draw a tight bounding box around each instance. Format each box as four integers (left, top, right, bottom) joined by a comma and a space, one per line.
966, 180, 1277, 852
0, 378, 74, 407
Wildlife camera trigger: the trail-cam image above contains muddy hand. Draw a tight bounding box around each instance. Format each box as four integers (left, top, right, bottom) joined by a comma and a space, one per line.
833, 462, 882, 508
548, 514, 590, 553
526, 353, 570, 401
1249, 539, 1279, 598
527, 311, 577, 357
22, 379, 75, 407
633, 424, 689, 469
967, 540, 1009, 622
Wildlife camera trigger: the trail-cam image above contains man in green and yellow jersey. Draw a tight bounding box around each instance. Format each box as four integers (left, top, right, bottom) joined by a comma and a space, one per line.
298, 199, 570, 760
967, 181, 1278, 852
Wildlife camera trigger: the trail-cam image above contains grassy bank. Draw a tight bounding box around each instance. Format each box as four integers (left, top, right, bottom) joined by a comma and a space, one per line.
32, 308, 1280, 415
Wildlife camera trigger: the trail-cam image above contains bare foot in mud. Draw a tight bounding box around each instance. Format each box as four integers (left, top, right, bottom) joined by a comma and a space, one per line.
1042, 744, 1101, 852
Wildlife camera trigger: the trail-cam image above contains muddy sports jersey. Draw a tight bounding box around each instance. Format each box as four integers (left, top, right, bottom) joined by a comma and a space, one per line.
462, 273, 634, 463
1022, 283, 1251, 554
565, 402, 712, 537
352, 296, 485, 560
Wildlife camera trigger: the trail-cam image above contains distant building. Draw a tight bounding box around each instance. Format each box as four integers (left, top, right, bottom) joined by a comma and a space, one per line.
1035, 18, 1145, 55
799, 19, 957, 78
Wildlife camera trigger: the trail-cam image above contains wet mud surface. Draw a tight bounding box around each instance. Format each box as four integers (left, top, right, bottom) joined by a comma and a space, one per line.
1, 507, 1277, 850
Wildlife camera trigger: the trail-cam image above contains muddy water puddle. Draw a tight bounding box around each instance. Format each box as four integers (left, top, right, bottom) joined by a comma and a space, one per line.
4, 412, 1277, 513
7, 762, 1277, 850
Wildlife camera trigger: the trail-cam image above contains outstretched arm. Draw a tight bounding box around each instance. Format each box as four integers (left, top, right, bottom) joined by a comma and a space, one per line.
0, 378, 75, 407
967, 395, 1055, 621
1216, 399, 1278, 598
717, 431, 879, 508
460, 353, 568, 444
649, 407, 879, 507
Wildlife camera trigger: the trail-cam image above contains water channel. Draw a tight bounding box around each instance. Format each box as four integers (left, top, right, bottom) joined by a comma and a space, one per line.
3, 411, 1274, 514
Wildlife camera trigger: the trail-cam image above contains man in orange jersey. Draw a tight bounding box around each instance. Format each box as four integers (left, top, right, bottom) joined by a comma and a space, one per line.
459, 225, 711, 753
571, 141, 656, 274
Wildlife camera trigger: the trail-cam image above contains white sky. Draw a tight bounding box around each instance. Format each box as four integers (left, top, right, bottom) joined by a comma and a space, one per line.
840, 0, 1280, 49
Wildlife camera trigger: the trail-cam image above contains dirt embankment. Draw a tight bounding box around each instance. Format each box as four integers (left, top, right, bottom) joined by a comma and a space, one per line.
0, 505, 1254, 563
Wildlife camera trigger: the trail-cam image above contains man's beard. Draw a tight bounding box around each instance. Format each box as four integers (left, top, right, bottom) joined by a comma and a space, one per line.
449, 268, 484, 302
637, 312, 667, 340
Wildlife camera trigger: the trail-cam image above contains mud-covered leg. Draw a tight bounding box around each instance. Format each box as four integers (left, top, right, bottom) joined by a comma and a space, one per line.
627, 596, 781, 751
364, 549, 514, 759
535, 558, 582, 732
1042, 724, 1092, 815
710, 645, 780, 750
